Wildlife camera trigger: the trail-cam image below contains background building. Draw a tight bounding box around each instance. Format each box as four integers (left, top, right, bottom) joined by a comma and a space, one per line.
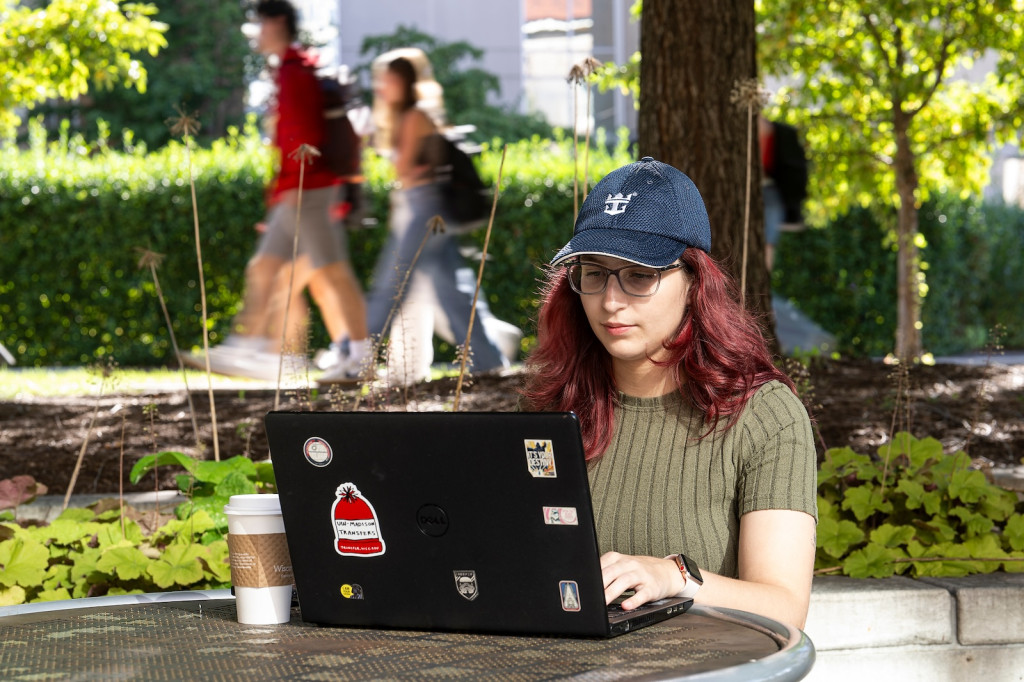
286, 0, 636, 141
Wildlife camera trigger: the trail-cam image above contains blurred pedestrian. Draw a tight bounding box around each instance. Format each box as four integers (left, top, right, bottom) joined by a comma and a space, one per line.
192, 0, 369, 381
758, 115, 808, 272
362, 50, 517, 386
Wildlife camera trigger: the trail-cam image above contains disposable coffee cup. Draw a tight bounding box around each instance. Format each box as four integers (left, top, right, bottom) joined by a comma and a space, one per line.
224, 494, 294, 624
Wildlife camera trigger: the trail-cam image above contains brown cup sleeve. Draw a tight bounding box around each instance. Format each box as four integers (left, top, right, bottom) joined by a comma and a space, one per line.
227, 533, 294, 588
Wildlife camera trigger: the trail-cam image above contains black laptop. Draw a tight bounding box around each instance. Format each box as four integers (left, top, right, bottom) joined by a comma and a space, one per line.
264, 410, 691, 637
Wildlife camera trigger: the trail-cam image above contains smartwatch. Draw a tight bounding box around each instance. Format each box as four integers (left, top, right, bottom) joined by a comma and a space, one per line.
673, 553, 704, 599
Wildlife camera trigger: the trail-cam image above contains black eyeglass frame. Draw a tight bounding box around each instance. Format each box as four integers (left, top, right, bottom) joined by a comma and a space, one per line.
563, 260, 685, 297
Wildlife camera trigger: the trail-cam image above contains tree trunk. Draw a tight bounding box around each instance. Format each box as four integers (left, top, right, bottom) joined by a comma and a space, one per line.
893, 113, 923, 361
637, 0, 773, 332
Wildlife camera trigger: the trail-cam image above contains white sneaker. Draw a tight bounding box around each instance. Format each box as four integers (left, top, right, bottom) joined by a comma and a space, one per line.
314, 340, 346, 371
185, 347, 309, 381
318, 360, 367, 386
219, 335, 271, 353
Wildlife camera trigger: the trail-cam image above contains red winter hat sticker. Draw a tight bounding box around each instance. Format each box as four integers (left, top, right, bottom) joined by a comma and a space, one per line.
332, 483, 386, 557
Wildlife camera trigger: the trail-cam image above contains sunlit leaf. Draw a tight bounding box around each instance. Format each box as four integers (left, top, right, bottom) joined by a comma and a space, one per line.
842, 485, 893, 520
869, 523, 916, 548
1005, 514, 1024, 552
148, 543, 206, 588
842, 543, 903, 578
0, 537, 50, 587
129, 451, 197, 484
201, 540, 233, 584
948, 470, 989, 504
97, 544, 151, 581
818, 516, 866, 558
0, 585, 27, 606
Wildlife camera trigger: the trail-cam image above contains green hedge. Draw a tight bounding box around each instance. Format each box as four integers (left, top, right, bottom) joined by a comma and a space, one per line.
0, 122, 629, 366
1, 120, 1020, 366
773, 197, 1024, 357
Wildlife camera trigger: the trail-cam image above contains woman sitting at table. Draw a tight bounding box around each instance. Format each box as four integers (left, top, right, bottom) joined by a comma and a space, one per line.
521, 157, 817, 628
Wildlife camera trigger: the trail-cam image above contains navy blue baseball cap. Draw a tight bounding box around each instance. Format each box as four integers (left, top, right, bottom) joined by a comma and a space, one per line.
551, 157, 711, 267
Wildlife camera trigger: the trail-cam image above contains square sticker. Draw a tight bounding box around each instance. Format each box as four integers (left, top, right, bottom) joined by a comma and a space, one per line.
525, 439, 557, 478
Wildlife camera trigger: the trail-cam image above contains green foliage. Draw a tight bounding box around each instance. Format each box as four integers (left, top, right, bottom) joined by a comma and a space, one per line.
0, 121, 631, 366
758, 0, 1024, 358
47, 0, 250, 149
592, 0, 642, 102
356, 25, 554, 143
0, 117, 273, 366
816, 433, 1024, 578
774, 197, 1024, 356
757, 0, 1024, 224
0, 0, 168, 137
130, 451, 276, 525
0, 503, 232, 606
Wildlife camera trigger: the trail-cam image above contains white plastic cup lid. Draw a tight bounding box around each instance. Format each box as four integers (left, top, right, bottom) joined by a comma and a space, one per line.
223, 493, 281, 515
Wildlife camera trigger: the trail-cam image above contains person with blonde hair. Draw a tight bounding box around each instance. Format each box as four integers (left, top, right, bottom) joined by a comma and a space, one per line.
365, 50, 514, 384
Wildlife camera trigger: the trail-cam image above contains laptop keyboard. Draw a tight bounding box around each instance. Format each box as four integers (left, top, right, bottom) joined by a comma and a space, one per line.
607, 596, 671, 616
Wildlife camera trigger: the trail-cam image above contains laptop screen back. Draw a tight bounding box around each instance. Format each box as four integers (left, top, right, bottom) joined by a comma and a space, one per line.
265, 410, 616, 636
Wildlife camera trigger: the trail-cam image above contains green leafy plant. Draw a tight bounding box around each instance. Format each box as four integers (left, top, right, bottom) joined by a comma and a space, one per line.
816, 433, 1024, 578
0, 458, 274, 606
0, 502, 231, 606
129, 451, 276, 528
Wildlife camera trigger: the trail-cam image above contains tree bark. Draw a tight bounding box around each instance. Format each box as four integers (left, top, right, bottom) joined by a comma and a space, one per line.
893, 112, 923, 361
637, 0, 773, 334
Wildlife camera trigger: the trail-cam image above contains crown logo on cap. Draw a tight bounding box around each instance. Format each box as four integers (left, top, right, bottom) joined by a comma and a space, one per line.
604, 192, 637, 216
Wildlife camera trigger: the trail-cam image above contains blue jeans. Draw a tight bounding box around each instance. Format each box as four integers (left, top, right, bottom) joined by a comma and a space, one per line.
366, 183, 505, 372
763, 182, 784, 247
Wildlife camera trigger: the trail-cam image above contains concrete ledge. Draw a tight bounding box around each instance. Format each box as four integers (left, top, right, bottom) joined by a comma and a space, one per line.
809, 644, 1024, 682
12, 491, 186, 523
804, 576, 953, 649
920, 573, 1024, 645
805, 575, 1024, 682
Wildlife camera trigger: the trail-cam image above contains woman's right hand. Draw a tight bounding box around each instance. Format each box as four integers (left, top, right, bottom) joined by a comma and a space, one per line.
600, 551, 685, 611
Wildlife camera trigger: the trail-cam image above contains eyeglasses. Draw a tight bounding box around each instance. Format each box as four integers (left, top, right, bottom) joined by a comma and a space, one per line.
565, 261, 684, 297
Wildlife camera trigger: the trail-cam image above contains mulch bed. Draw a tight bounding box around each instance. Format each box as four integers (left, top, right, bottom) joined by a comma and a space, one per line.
1, 358, 1021, 497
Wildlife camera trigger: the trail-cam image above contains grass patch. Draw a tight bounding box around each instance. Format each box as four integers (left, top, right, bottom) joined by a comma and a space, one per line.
0, 367, 272, 400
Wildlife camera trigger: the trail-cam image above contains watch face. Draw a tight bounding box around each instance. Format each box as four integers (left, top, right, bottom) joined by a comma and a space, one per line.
680, 554, 704, 584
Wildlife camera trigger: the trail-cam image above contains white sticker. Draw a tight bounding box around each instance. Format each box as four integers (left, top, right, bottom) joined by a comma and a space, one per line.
331, 483, 386, 557
525, 439, 557, 478
304, 437, 333, 467
543, 506, 578, 525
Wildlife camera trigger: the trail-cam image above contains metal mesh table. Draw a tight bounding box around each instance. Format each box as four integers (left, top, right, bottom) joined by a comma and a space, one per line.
0, 591, 814, 681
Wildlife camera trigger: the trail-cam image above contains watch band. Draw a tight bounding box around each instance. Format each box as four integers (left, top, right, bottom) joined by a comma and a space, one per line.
673, 553, 704, 599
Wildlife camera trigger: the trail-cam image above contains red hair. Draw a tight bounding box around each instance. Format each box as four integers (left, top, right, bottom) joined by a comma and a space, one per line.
521, 248, 796, 459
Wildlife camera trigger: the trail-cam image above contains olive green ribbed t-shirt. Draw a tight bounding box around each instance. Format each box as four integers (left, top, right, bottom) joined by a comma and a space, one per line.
587, 380, 817, 578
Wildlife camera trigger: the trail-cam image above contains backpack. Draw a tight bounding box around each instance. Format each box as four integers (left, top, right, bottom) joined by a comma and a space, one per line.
317, 73, 362, 179
426, 133, 491, 227
768, 121, 808, 224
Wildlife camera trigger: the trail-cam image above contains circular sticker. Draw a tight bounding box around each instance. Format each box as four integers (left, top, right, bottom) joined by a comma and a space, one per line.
340, 584, 353, 598
304, 437, 333, 467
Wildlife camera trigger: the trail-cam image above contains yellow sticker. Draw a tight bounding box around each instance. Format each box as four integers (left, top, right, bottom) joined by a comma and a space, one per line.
339, 583, 364, 599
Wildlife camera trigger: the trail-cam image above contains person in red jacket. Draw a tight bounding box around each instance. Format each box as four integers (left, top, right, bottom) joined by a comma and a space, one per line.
197, 0, 369, 382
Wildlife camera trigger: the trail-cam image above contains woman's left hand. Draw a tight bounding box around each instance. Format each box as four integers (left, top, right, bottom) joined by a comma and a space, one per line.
600, 551, 682, 611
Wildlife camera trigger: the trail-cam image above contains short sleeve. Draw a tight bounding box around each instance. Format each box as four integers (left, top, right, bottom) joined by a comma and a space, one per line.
736, 382, 818, 520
